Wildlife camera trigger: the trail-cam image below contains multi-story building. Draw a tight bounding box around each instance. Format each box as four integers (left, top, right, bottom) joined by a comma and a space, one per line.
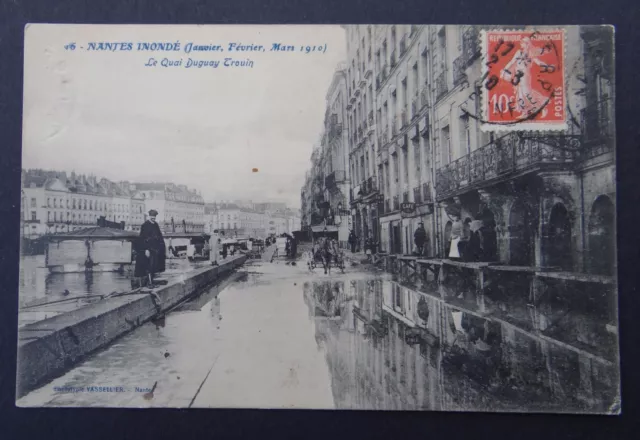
21, 170, 210, 237
132, 182, 205, 234
368, 25, 434, 256
21, 171, 135, 237
322, 63, 352, 247
329, 25, 615, 276
344, 26, 384, 251
429, 25, 615, 274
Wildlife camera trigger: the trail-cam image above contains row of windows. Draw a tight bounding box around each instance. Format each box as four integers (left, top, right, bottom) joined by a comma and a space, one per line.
42, 197, 144, 213
44, 211, 143, 223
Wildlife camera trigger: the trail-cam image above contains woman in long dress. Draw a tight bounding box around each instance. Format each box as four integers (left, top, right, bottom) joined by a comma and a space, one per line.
449, 215, 463, 259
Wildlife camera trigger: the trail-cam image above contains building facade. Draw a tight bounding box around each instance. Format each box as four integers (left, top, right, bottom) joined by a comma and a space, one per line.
132, 182, 205, 234
21, 170, 148, 238
303, 25, 615, 276
430, 25, 615, 274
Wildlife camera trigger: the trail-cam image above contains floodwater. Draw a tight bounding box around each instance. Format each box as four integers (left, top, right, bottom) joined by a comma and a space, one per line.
17, 254, 620, 413
18, 255, 210, 327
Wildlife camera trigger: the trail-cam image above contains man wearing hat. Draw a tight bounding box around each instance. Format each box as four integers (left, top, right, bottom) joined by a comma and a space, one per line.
134, 209, 166, 288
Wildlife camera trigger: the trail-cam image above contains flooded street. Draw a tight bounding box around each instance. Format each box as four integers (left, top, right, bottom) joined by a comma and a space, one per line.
17, 255, 619, 413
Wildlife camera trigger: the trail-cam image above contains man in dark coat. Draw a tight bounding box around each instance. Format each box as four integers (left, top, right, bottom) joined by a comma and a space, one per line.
348, 230, 357, 253
414, 222, 427, 256
134, 209, 166, 288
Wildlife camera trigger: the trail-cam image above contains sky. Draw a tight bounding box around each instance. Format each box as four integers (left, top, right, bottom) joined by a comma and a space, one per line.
22, 24, 347, 209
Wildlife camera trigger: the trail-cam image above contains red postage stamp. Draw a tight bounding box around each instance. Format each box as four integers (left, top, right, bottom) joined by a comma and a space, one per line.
481, 29, 566, 131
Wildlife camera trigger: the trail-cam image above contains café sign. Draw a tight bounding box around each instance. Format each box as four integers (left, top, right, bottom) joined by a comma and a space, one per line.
400, 202, 416, 214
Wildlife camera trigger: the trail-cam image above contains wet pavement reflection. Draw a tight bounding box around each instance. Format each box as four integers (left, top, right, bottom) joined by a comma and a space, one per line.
17, 256, 619, 413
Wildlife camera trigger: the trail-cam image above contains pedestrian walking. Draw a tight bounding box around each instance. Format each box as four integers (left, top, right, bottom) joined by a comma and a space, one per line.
134, 209, 166, 288
414, 222, 427, 256
348, 230, 357, 253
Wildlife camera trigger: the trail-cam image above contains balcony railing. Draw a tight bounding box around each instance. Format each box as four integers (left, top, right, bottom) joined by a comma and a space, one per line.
581, 97, 614, 159
462, 26, 481, 66
422, 182, 432, 203
435, 71, 448, 100
413, 186, 422, 204
453, 55, 467, 87
361, 176, 379, 197
393, 196, 400, 211
435, 132, 580, 199
390, 50, 397, 68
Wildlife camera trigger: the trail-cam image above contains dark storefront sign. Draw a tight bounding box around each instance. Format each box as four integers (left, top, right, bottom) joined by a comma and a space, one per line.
400, 202, 416, 214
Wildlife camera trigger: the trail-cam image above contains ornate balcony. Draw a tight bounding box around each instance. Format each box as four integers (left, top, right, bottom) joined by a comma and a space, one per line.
453, 55, 467, 87
361, 176, 379, 198
462, 26, 481, 67
435, 132, 581, 200
581, 97, 615, 159
435, 71, 448, 101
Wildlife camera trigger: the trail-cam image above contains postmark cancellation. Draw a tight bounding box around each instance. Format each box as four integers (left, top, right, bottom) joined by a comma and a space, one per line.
480, 28, 567, 132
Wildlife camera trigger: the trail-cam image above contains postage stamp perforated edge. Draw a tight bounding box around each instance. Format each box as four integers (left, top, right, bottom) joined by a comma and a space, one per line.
479, 27, 568, 133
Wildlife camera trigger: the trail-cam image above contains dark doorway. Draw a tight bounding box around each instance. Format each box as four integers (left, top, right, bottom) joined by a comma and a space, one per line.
443, 221, 452, 258
393, 223, 402, 254
509, 200, 535, 266
478, 208, 498, 261
588, 195, 615, 276
548, 203, 573, 270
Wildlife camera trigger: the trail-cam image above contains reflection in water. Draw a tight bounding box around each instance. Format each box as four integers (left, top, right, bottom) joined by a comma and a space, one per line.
304, 278, 618, 413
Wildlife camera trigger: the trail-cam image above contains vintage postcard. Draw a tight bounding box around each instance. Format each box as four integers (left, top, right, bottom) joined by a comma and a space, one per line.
17, 24, 618, 413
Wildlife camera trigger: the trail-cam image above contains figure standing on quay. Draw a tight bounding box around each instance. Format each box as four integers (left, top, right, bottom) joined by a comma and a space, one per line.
134, 209, 166, 288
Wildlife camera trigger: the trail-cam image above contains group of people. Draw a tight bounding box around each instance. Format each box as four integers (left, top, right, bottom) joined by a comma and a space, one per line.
447, 214, 494, 262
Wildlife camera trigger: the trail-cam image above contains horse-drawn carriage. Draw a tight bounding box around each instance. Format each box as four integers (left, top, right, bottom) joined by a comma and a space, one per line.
307, 225, 345, 273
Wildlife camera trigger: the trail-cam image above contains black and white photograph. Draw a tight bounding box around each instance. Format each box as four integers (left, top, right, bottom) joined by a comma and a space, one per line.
16, 24, 618, 413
